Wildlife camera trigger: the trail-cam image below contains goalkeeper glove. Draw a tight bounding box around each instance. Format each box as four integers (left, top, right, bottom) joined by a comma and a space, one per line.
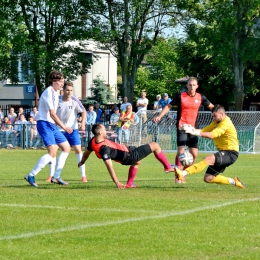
185, 126, 201, 136
179, 124, 192, 130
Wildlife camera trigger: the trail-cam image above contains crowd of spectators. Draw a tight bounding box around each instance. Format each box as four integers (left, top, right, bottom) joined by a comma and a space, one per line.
0, 91, 172, 148
0, 105, 43, 149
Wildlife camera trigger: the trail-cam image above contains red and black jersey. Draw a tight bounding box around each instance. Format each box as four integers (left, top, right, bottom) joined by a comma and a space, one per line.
87, 137, 130, 163
170, 92, 211, 128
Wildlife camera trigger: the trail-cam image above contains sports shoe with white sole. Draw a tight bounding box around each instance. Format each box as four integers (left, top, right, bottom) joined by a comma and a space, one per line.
51, 177, 68, 185
165, 165, 176, 173
234, 177, 246, 189
175, 174, 186, 184
175, 167, 184, 182
126, 183, 138, 188
24, 174, 38, 188
81, 177, 88, 182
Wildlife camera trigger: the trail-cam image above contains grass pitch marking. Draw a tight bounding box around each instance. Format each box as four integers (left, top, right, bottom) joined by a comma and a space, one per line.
0, 203, 159, 213
0, 197, 259, 241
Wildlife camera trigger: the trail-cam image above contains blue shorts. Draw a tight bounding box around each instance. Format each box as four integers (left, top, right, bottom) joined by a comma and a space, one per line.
61, 129, 81, 146
37, 120, 67, 146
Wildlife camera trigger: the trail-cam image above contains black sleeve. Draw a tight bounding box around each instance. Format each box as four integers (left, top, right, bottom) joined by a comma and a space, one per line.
87, 138, 94, 152
170, 93, 181, 106
99, 145, 112, 161
201, 94, 211, 107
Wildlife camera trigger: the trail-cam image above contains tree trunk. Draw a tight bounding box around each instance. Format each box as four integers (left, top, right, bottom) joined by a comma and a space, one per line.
232, 38, 244, 111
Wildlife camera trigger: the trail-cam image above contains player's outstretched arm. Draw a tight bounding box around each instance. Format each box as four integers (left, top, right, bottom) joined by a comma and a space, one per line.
104, 159, 126, 189
78, 149, 92, 167
153, 104, 172, 123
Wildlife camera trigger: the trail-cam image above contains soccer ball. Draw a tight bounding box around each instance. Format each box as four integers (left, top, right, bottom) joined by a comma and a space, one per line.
179, 152, 193, 167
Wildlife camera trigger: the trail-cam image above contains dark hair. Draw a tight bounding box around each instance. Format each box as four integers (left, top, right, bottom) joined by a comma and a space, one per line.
212, 104, 225, 113
48, 71, 64, 85
92, 123, 103, 136
63, 82, 73, 89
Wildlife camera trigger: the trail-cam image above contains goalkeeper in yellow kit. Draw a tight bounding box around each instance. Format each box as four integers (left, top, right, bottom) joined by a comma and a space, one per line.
175, 104, 245, 189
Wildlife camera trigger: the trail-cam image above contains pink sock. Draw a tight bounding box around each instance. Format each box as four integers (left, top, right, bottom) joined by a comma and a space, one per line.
126, 166, 138, 186
175, 155, 182, 168
155, 151, 171, 170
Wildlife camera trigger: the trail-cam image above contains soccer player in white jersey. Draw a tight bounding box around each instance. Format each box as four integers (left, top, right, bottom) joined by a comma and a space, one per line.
46, 82, 88, 182
24, 71, 72, 187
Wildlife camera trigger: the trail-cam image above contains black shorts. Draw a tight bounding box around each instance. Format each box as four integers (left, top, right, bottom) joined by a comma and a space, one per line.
206, 150, 239, 176
122, 144, 152, 165
177, 129, 198, 148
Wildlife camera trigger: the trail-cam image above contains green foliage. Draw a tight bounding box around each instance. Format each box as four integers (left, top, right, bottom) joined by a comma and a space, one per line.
135, 37, 183, 102
85, 75, 116, 105
90, 0, 177, 102
0, 150, 260, 259
0, 1, 95, 94
175, 0, 260, 110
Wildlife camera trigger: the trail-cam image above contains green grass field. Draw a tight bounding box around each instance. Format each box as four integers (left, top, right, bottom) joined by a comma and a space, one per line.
0, 150, 260, 260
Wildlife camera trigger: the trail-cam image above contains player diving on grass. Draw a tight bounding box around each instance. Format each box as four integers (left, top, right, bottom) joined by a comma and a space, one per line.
78, 123, 175, 189
175, 104, 245, 189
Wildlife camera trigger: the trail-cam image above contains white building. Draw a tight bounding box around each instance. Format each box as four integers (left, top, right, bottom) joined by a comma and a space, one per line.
70, 40, 118, 100
0, 40, 117, 106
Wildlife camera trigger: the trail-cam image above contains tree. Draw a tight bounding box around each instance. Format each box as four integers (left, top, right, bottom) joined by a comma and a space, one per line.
87, 0, 179, 102
175, 0, 260, 110
85, 75, 116, 104
0, 1, 95, 95
135, 37, 183, 101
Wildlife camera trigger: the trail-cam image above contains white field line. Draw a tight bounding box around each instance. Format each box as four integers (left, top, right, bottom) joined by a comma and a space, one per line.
0, 203, 161, 213
0, 197, 259, 241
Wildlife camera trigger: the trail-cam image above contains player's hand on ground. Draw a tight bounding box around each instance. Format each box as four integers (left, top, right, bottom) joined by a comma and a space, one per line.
153, 116, 161, 123
116, 182, 126, 189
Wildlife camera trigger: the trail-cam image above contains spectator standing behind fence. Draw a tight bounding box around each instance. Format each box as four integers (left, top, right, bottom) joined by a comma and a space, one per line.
109, 103, 118, 120
136, 91, 149, 136
0, 107, 4, 122
94, 103, 105, 123
0, 116, 13, 147
158, 93, 172, 110
30, 106, 38, 120
17, 107, 24, 118
86, 105, 97, 139
8, 107, 17, 125
24, 71, 72, 188
27, 116, 41, 149
120, 97, 132, 112
110, 107, 120, 125
46, 82, 87, 183
118, 104, 135, 144
13, 113, 28, 147
154, 95, 162, 111
154, 77, 214, 184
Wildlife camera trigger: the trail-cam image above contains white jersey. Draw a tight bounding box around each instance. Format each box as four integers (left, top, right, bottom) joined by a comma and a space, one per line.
120, 102, 132, 111
36, 86, 59, 123
137, 98, 149, 114
56, 96, 85, 130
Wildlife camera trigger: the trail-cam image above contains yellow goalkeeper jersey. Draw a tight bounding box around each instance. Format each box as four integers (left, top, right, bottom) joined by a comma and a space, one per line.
201, 116, 239, 152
